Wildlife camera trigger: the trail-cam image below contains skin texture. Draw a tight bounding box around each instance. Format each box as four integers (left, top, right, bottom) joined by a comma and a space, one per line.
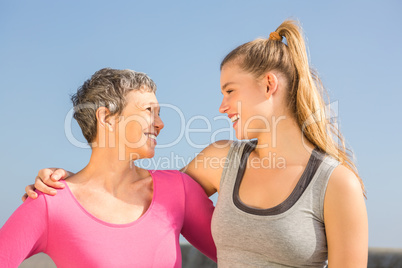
324, 165, 369, 267
23, 91, 163, 201
64, 90, 164, 224
25, 65, 368, 267
10, 89, 217, 266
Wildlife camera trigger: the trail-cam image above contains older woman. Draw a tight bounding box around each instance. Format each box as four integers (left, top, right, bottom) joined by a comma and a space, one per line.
0, 68, 216, 267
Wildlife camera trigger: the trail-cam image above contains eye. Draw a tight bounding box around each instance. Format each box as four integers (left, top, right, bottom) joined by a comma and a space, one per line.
226, 90, 233, 94
146, 107, 152, 112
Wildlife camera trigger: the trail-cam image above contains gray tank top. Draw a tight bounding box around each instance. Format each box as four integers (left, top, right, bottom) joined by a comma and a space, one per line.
211, 140, 339, 267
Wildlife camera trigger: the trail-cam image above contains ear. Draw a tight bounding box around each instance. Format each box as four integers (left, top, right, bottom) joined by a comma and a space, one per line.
96, 107, 113, 131
264, 72, 279, 99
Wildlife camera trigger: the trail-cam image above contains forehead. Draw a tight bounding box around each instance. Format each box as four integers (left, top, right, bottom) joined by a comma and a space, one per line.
125, 90, 158, 105
220, 64, 255, 88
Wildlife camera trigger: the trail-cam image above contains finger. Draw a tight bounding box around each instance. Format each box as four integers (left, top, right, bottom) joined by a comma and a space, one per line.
38, 168, 57, 180
22, 193, 28, 202
50, 168, 69, 182
40, 170, 65, 189
24, 184, 38, 199
34, 176, 59, 195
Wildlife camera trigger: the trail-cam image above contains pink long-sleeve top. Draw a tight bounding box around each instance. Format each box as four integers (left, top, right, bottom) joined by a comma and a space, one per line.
0, 170, 216, 267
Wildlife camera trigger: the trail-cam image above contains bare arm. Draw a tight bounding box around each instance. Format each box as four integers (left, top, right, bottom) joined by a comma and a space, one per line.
23, 168, 74, 201
181, 140, 233, 197
324, 165, 368, 267
24, 140, 232, 200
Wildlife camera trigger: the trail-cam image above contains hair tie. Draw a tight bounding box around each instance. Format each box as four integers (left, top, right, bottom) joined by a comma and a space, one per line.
269, 32, 282, 42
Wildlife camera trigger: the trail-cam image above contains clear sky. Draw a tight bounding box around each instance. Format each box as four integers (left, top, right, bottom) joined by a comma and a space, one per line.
1, 0, 401, 248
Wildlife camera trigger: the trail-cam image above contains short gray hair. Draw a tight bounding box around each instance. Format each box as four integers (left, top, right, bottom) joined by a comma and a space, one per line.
71, 68, 157, 144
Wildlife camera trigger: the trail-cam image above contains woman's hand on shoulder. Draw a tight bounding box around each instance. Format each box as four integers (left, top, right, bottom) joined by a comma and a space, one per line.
181, 140, 233, 197
22, 168, 73, 202
324, 165, 368, 268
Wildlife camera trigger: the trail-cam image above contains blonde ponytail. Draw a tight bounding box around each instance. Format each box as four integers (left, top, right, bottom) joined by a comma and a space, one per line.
221, 20, 365, 197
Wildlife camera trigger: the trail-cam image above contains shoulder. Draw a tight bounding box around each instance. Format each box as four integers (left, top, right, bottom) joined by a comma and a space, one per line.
323, 165, 368, 264
151, 169, 187, 179
181, 140, 235, 196
178, 171, 204, 192
324, 164, 365, 218
23, 190, 48, 209
6, 189, 51, 226
33, 180, 70, 207
189, 139, 236, 169
150, 169, 181, 177
199, 140, 234, 158
151, 170, 199, 189
326, 165, 363, 199
150, 170, 186, 191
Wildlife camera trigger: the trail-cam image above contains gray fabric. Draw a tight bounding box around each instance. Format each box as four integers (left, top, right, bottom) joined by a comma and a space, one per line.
232, 140, 323, 216
211, 140, 339, 268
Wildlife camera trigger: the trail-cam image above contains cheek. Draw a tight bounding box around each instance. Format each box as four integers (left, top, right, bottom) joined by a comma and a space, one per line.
117, 119, 145, 143
240, 103, 269, 133
125, 121, 142, 134
243, 116, 270, 131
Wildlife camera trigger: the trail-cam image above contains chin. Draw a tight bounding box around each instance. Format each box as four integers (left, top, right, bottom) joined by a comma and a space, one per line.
236, 131, 256, 141
127, 147, 155, 161
233, 127, 245, 140
142, 149, 155, 159
144, 153, 155, 159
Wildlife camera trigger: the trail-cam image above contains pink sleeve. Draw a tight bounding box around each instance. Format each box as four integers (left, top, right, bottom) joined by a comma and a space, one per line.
0, 192, 48, 267
180, 172, 217, 262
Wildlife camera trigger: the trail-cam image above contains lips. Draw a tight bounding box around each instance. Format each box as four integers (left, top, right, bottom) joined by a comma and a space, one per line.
146, 133, 157, 139
144, 132, 157, 144
229, 114, 240, 123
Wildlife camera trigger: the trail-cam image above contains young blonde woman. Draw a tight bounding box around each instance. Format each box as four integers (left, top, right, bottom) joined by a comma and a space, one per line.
24, 20, 368, 267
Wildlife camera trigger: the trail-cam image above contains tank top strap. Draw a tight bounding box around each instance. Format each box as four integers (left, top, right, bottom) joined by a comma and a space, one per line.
219, 140, 257, 191
310, 153, 340, 221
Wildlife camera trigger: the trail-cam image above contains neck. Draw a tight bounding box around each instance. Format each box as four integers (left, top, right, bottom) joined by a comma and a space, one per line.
253, 114, 315, 165
74, 147, 146, 193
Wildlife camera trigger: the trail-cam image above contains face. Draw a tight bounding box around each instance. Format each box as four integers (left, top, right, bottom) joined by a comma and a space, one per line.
219, 64, 272, 140
115, 90, 164, 160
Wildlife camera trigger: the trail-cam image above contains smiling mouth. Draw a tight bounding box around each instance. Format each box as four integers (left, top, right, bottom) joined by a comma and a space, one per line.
230, 114, 240, 123
144, 133, 157, 141
147, 134, 157, 139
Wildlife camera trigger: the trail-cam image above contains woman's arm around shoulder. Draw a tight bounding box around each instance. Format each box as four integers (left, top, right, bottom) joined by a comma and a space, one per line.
180, 172, 217, 262
324, 164, 368, 268
23, 168, 73, 200
181, 140, 233, 197
0, 192, 49, 267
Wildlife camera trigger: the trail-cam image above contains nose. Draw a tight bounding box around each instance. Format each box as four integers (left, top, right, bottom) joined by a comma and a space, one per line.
219, 97, 228, 114
154, 114, 164, 133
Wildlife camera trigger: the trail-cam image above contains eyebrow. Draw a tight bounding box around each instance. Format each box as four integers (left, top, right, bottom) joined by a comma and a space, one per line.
150, 102, 161, 113
221, 82, 236, 92
138, 102, 160, 111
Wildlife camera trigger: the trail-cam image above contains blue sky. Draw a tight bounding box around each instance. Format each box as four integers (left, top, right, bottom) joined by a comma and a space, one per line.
1, 0, 401, 248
